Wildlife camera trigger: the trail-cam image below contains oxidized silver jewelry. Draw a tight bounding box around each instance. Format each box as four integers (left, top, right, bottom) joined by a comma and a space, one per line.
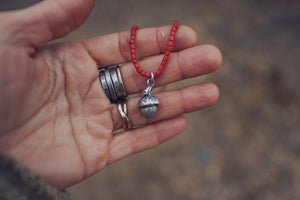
138, 73, 160, 119
99, 70, 112, 101
99, 65, 132, 131
99, 65, 128, 103
109, 67, 124, 100
104, 67, 118, 102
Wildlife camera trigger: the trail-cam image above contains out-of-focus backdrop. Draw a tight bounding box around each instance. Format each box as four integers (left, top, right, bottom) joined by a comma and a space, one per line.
1, 0, 300, 199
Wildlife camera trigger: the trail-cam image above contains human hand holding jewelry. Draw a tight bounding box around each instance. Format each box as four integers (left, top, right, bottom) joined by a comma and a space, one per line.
0, 0, 222, 189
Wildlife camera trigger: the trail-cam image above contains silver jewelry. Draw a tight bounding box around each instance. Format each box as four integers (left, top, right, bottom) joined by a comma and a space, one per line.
98, 65, 128, 103
109, 67, 124, 100
138, 72, 160, 119
104, 67, 118, 102
116, 66, 128, 97
99, 65, 132, 130
99, 70, 112, 101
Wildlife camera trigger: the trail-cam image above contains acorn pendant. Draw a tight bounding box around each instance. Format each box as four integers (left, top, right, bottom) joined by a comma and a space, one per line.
138, 73, 160, 119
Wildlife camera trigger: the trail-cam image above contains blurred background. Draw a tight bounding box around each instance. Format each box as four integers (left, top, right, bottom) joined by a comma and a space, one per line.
1, 0, 300, 199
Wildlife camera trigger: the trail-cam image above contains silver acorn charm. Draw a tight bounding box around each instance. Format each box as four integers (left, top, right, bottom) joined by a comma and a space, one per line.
138, 73, 160, 119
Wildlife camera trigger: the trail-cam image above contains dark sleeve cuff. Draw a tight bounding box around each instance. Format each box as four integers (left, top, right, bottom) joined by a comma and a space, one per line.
0, 152, 72, 200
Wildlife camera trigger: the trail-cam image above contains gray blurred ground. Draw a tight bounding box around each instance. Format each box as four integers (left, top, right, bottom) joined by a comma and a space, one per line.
1, 0, 300, 199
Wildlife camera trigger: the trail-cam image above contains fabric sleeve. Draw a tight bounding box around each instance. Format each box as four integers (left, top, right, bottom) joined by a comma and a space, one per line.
0, 152, 72, 200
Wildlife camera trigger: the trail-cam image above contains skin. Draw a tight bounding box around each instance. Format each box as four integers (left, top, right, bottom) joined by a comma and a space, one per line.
0, 0, 222, 189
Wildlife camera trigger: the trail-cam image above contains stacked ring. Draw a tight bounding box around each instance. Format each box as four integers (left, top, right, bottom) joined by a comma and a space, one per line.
116, 67, 128, 97
98, 65, 131, 131
118, 102, 132, 131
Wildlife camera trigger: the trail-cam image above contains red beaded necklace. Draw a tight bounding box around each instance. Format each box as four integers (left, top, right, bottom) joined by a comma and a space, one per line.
129, 21, 179, 119
130, 20, 179, 79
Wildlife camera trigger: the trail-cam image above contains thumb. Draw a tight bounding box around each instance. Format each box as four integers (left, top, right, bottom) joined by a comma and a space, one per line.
0, 0, 95, 48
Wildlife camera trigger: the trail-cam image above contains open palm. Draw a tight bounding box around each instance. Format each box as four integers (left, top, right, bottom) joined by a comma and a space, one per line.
0, 0, 221, 189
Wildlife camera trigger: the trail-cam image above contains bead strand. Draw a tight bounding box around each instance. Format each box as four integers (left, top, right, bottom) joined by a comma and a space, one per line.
155, 20, 179, 78
130, 20, 179, 79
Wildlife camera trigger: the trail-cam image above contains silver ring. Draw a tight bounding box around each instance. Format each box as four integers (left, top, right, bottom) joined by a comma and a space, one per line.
99, 70, 112, 101
116, 66, 128, 97
109, 67, 124, 100
104, 67, 118, 102
118, 101, 132, 131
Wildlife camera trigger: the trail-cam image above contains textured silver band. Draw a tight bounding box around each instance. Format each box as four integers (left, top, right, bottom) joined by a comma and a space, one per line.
104, 67, 118, 102
109, 67, 124, 100
99, 70, 112, 101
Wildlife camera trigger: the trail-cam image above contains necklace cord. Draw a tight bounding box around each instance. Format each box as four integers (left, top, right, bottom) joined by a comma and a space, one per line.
129, 20, 179, 79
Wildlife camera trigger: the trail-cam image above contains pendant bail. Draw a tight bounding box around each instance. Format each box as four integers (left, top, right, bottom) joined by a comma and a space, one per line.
147, 72, 155, 87
144, 72, 155, 96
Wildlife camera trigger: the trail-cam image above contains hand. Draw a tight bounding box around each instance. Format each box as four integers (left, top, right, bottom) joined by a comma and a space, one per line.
0, 0, 221, 188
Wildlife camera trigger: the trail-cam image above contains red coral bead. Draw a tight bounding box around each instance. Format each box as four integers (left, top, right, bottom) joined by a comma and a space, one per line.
173, 20, 179, 25
130, 44, 135, 49
163, 55, 169, 61
146, 73, 151, 78
132, 25, 139, 30
156, 71, 162, 76
134, 63, 140, 69
137, 68, 142, 73
169, 35, 175, 41
159, 65, 165, 71
161, 60, 167, 66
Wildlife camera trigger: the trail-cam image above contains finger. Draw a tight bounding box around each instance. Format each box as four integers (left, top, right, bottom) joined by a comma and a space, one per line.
83, 25, 197, 66
111, 82, 219, 131
108, 115, 187, 164
120, 44, 222, 94
0, 0, 95, 48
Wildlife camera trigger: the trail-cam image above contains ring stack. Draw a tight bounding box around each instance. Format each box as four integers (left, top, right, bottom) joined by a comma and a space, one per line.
99, 65, 131, 131
99, 65, 128, 103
